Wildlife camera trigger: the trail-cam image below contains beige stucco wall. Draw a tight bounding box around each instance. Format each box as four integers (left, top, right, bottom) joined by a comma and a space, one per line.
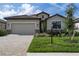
47, 15, 66, 31
6, 19, 40, 31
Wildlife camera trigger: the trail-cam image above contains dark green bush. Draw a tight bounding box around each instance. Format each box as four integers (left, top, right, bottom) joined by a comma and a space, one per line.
75, 32, 79, 36
0, 29, 8, 36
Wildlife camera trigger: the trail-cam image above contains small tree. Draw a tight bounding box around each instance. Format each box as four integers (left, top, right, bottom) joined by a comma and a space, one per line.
65, 3, 75, 40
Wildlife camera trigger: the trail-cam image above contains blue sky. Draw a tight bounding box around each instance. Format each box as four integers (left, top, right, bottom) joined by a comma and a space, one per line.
0, 3, 79, 19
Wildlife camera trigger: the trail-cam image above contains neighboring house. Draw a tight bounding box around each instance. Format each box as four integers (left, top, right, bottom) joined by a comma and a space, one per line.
74, 18, 79, 29
4, 11, 68, 35
0, 19, 6, 30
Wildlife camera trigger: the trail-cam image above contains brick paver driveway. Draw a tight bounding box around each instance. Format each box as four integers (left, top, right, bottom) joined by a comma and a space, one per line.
0, 34, 33, 56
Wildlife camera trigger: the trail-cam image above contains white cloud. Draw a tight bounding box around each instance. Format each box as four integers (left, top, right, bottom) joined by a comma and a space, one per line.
18, 4, 41, 15
21, 4, 32, 9
18, 4, 34, 15
0, 3, 41, 18
0, 9, 17, 16
0, 4, 17, 18
34, 9, 41, 14
1, 4, 14, 11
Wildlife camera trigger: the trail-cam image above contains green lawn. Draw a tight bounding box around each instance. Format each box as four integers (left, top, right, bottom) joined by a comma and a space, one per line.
28, 36, 79, 52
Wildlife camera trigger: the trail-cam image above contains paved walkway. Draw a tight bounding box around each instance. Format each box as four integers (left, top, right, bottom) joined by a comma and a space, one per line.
0, 34, 33, 56
27, 53, 79, 56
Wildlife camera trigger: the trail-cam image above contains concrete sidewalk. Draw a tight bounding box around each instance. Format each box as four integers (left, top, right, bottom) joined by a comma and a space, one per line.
27, 53, 79, 56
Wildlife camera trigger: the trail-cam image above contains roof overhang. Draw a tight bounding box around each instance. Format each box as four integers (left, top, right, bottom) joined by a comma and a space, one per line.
4, 15, 41, 20
48, 14, 66, 19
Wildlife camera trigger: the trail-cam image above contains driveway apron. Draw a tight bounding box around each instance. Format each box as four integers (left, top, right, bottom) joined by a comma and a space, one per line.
0, 34, 33, 56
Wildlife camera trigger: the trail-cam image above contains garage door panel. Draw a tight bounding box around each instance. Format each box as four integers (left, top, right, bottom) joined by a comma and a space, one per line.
11, 23, 35, 35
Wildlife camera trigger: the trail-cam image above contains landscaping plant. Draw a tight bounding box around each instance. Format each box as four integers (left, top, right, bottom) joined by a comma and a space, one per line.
65, 4, 75, 40
0, 29, 8, 36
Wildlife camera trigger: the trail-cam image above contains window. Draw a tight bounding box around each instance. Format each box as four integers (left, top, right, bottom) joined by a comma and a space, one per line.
42, 15, 44, 18
52, 21, 61, 29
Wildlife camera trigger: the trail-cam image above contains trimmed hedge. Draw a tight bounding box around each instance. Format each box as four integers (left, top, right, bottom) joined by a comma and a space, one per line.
0, 29, 8, 36
35, 33, 50, 37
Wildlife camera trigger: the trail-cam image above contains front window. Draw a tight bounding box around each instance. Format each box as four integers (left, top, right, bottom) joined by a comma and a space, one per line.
52, 21, 61, 29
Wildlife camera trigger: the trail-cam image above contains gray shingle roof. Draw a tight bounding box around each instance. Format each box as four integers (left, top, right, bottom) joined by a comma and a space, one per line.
4, 15, 40, 20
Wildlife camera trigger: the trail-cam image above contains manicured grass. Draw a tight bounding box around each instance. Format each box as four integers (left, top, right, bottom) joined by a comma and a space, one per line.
28, 36, 79, 52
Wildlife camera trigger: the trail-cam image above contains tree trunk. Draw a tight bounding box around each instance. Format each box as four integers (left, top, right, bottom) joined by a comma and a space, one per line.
71, 30, 76, 40
69, 31, 71, 40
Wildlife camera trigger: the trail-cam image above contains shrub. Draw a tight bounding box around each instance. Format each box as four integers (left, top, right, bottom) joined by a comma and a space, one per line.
0, 29, 8, 36
75, 32, 79, 36
35, 33, 50, 37
60, 33, 65, 37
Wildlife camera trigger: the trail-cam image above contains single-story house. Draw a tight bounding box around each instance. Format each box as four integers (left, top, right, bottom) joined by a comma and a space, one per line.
4, 11, 77, 35
0, 19, 6, 30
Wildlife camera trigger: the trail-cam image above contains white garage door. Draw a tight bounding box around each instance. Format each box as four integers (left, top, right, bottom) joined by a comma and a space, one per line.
11, 23, 35, 35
